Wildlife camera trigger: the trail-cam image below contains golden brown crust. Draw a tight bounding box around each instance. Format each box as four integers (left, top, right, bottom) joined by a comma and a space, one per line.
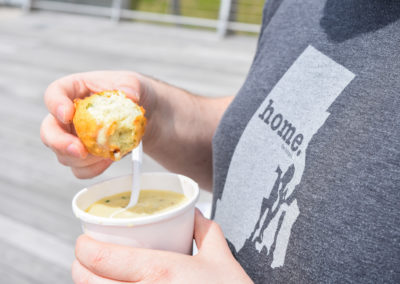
73, 91, 146, 161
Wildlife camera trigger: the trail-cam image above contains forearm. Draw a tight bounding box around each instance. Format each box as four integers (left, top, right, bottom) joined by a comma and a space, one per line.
140, 75, 233, 190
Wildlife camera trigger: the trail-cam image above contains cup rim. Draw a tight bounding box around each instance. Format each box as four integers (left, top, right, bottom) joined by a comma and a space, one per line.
72, 172, 199, 227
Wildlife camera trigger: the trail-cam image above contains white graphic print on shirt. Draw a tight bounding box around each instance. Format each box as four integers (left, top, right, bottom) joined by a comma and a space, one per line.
214, 46, 355, 268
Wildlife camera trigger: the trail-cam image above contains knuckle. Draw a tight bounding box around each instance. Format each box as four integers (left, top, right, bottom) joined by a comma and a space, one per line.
45, 79, 63, 102
89, 247, 111, 272
46, 139, 57, 152
71, 75, 84, 94
51, 77, 67, 90
126, 73, 142, 92
210, 220, 223, 234
40, 121, 49, 148
156, 267, 172, 281
41, 137, 58, 154
71, 168, 88, 179
71, 261, 92, 284
57, 155, 70, 166
211, 220, 221, 229
75, 236, 84, 253
40, 114, 55, 148
71, 159, 111, 180
74, 271, 92, 284
44, 81, 55, 99
147, 266, 173, 283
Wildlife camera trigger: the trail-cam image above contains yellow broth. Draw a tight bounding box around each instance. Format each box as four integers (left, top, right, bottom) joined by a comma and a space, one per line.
85, 190, 187, 218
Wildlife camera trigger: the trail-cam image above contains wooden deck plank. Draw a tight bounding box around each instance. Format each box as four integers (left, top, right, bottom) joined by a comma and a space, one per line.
0, 214, 75, 268
0, 239, 72, 284
0, 7, 257, 283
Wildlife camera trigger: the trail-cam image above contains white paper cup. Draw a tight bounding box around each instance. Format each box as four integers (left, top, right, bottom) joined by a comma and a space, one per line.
72, 172, 199, 254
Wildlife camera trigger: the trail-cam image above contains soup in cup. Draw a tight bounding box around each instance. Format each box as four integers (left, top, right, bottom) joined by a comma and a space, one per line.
72, 172, 199, 254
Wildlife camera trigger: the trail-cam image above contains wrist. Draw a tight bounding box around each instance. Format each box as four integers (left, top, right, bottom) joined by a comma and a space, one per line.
137, 75, 198, 162
137, 74, 180, 155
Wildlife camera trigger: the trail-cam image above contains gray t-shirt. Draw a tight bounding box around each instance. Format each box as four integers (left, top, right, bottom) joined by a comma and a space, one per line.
211, 1, 400, 283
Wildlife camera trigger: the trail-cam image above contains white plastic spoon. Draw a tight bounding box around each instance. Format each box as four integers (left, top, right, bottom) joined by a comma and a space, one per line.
110, 142, 142, 218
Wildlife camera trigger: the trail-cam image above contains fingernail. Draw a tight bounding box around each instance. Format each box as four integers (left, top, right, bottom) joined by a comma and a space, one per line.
56, 106, 66, 123
118, 86, 139, 101
67, 144, 82, 158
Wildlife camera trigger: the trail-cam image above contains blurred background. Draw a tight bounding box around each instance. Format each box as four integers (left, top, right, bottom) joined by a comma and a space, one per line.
0, 1, 259, 283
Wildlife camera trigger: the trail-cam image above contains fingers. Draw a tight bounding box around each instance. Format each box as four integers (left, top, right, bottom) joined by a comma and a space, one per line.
41, 114, 113, 178
44, 71, 142, 124
41, 113, 87, 158
72, 260, 127, 284
75, 235, 181, 282
58, 153, 105, 168
193, 209, 231, 257
44, 74, 87, 124
192, 210, 253, 283
71, 159, 113, 179
83, 71, 142, 103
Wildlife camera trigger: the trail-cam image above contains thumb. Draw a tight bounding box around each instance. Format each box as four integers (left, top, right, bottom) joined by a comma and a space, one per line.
116, 85, 140, 102
194, 208, 231, 256
81, 71, 142, 103
113, 73, 142, 103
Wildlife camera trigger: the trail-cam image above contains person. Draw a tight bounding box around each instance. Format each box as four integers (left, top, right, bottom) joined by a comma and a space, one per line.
40, 0, 400, 283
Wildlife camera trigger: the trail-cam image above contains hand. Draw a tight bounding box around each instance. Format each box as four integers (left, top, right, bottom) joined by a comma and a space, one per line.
40, 71, 153, 178
72, 209, 253, 284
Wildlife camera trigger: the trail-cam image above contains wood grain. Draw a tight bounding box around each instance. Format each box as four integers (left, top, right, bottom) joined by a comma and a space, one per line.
0, 7, 257, 283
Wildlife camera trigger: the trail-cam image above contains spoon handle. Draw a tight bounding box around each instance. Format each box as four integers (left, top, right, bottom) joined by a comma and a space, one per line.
127, 142, 143, 208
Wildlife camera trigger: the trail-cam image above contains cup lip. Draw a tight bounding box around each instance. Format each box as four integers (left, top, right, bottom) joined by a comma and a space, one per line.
72, 172, 199, 227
